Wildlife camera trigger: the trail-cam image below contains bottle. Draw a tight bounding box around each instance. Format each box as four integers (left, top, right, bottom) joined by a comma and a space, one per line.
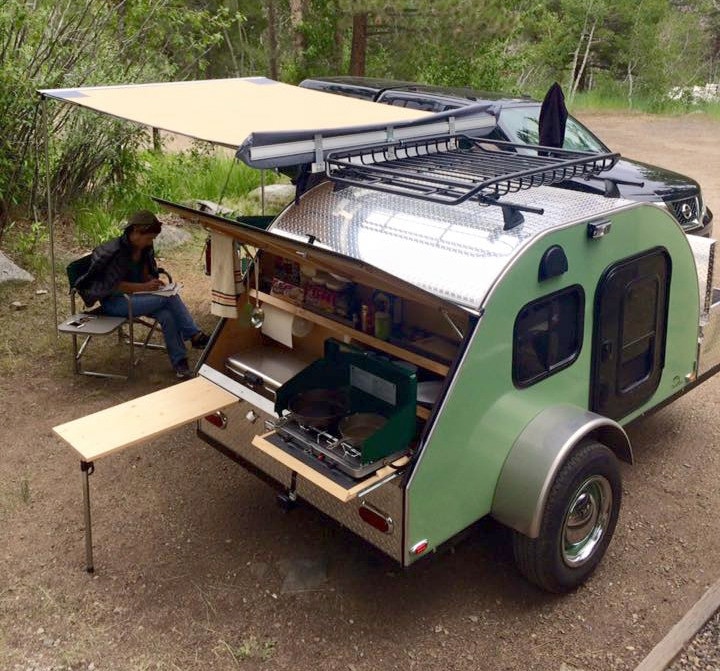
374, 311, 391, 340
361, 304, 373, 334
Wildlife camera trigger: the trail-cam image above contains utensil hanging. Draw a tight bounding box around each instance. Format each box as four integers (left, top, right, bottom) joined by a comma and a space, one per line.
249, 253, 265, 328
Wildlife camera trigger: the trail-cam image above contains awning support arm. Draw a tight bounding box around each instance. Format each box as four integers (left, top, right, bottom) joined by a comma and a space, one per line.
312, 134, 324, 173
42, 95, 59, 337
440, 308, 465, 341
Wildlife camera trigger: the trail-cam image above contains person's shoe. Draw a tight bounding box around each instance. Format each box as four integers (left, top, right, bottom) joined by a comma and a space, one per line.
174, 360, 193, 379
190, 332, 210, 349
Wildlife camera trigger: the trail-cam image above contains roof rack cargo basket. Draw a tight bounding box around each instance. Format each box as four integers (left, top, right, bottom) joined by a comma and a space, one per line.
325, 135, 619, 208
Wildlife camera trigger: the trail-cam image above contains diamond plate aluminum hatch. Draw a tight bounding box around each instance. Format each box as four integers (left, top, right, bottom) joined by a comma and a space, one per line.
270, 182, 633, 310
199, 402, 404, 561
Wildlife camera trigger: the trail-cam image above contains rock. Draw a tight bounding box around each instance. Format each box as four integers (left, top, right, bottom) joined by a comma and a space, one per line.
154, 223, 191, 250
35, 289, 48, 295
0, 251, 34, 284
10, 301, 28, 310
196, 199, 233, 216
248, 183, 296, 210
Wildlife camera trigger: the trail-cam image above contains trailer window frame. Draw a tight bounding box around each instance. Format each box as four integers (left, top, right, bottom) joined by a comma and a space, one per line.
512, 284, 585, 389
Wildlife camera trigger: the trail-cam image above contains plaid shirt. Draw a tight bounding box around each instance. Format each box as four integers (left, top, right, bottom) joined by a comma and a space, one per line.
75, 230, 158, 307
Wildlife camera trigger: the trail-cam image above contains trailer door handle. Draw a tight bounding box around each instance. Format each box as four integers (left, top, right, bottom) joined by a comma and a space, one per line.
601, 340, 613, 362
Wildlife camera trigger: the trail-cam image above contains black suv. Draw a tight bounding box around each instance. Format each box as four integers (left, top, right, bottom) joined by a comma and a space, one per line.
300, 77, 713, 237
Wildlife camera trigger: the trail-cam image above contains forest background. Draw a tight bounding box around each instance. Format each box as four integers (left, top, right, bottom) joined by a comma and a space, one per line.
1, 0, 719, 265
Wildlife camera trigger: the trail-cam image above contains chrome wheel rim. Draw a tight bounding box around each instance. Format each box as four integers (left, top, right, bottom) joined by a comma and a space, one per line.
561, 475, 613, 568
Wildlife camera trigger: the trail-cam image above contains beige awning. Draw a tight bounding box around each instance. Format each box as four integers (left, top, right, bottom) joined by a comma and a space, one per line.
38, 77, 497, 167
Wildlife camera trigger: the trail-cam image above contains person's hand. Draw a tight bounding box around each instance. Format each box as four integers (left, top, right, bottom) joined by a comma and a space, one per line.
143, 278, 165, 291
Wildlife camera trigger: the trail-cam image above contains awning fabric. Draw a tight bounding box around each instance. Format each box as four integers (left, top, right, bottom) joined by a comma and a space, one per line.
38, 77, 497, 168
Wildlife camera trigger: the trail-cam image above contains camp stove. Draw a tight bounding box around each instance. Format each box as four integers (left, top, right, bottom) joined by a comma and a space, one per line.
266, 414, 406, 479
270, 339, 418, 479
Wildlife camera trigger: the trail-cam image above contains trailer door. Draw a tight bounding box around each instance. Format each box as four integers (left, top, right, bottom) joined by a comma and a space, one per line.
590, 247, 671, 420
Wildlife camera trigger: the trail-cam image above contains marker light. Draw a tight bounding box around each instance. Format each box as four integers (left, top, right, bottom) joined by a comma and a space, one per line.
204, 411, 227, 429
358, 502, 393, 534
410, 540, 429, 555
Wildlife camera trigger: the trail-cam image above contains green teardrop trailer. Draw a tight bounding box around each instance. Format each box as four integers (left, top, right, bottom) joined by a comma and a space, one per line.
54, 135, 720, 593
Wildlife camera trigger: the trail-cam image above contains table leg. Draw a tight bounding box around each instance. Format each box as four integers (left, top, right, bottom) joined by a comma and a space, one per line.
81, 460, 95, 573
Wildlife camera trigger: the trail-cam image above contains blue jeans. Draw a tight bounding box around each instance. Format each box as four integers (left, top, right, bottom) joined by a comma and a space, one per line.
101, 294, 201, 367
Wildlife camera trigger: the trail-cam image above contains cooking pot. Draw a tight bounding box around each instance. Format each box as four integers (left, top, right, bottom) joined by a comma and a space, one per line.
288, 388, 349, 428
338, 412, 387, 445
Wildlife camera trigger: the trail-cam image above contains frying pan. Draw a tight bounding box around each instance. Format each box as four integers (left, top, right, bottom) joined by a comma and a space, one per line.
288, 388, 349, 428
338, 412, 387, 445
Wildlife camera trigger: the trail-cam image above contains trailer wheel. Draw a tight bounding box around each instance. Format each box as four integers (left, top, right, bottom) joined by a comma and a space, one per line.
512, 440, 621, 593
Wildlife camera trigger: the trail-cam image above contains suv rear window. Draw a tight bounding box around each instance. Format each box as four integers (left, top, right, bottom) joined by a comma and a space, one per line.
378, 92, 457, 113
500, 106, 607, 152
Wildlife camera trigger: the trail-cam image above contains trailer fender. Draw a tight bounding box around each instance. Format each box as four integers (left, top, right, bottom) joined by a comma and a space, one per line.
491, 404, 632, 539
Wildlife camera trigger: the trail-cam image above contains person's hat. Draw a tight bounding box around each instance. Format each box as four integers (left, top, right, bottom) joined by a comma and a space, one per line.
127, 210, 162, 234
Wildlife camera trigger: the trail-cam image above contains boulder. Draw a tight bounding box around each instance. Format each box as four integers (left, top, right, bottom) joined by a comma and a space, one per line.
248, 183, 296, 211
0, 251, 34, 284
154, 223, 192, 250
195, 199, 233, 216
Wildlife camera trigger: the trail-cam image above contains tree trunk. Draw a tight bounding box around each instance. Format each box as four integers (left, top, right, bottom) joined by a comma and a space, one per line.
571, 18, 596, 100
289, 0, 307, 58
266, 0, 278, 80
567, 12, 588, 92
332, 0, 344, 71
349, 12, 368, 76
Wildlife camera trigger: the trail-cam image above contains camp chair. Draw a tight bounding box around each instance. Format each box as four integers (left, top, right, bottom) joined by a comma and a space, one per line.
57, 254, 169, 379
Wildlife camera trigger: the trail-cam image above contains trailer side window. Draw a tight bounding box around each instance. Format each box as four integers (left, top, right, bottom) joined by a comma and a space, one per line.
513, 285, 584, 388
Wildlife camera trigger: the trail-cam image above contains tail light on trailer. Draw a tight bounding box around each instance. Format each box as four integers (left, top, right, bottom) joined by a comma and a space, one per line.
358, 501, 394, 534
204, 411, 227, 429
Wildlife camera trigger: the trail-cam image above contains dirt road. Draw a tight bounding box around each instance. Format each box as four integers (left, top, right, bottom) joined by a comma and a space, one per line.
1, 112, 719, 671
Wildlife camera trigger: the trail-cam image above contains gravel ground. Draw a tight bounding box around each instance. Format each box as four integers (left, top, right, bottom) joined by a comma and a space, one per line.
667, 609, 720, 671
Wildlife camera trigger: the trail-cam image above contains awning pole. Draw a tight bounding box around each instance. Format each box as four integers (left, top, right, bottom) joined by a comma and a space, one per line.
261, 169, 266, 216
42, 95, 59, 337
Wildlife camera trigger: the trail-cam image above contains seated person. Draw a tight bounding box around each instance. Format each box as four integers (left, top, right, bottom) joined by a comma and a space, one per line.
74, 210, 209, 378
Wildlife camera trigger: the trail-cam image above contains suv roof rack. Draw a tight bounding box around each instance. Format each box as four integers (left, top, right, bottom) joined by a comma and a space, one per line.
325, 136, 619, 230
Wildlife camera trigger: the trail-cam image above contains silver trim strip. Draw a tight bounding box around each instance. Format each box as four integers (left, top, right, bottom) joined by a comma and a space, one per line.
199, 364, 277, 416
356, 470, 402, 498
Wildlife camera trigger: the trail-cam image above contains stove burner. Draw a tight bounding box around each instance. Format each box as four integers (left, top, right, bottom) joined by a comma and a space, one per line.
268, 413, 381, 476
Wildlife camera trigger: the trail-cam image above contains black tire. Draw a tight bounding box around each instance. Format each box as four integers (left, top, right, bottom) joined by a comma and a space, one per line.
512, 440, 621, 593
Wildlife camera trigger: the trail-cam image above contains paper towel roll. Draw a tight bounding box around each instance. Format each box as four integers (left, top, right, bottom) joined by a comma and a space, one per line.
261, 304, 294, 347
261, 304, 314, 346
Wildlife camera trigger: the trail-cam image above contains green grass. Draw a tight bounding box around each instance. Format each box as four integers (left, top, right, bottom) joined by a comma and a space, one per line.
571, 90, 720, 118
73, 147, 286, 245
